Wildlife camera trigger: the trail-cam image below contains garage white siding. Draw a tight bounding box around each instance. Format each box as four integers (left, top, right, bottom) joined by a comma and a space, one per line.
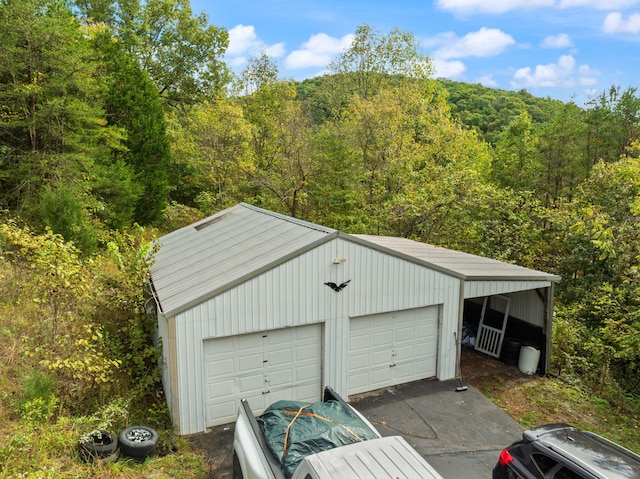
349, 307, 439, 395
464, 280, 552, 300
203, 324, 322, 426
168, 237, 461, 434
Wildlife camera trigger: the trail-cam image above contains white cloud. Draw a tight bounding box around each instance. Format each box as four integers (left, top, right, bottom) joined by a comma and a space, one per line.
511, 54, 599, 88
477, 75, 499, 87
433, 59, 467, 79
437, 0, 640, 14
226, 24, 286, 63
540, 33, 573, 48
285, 33, 354, 70
558, 0, 640, 9
427, 28, 515, 59
603, 12, 640, 33
435, 0, 554, 15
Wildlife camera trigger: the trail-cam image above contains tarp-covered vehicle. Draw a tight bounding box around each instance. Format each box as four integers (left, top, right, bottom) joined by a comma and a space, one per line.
233, 387, 444, 479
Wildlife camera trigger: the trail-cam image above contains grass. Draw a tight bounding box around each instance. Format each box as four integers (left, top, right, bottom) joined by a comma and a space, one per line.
476, 374, 640, 454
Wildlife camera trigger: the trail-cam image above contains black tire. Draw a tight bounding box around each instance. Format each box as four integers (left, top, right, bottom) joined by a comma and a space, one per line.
78, 430, 118, 464
118, 426, 159, 459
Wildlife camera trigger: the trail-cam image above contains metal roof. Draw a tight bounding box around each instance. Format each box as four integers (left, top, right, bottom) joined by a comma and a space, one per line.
150, 203, 337, 317
351, 235, 561, 282
150, 204, 560, 318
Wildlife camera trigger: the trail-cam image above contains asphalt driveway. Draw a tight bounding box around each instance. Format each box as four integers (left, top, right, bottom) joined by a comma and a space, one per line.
349, 379, 522, 478
192, 376, 523, 478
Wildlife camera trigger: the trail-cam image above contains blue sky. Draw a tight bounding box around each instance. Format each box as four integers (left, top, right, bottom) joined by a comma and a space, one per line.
191, 0, 640, 106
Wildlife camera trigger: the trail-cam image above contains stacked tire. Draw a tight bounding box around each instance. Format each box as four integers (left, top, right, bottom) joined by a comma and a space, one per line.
78, 430, 119, 464
118, 426, 159, 461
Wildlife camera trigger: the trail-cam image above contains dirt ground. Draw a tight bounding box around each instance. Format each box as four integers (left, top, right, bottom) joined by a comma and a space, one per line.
186, 346, 534, 478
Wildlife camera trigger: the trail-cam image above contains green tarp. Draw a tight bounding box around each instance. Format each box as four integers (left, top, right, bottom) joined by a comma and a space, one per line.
258, 399, 379, 479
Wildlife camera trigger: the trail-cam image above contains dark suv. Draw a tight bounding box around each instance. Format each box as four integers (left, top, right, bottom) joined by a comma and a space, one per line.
493, 423, 640, 479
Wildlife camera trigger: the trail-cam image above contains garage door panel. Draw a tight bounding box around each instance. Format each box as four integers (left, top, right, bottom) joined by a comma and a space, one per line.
349, 307, 438, 395
238, 353, 264, 372
206, 357, 235, 378
371, 349, 392, 367
350, 334, 370, 352
394, 344, 415, 361
267, 349, 292, 367
350, 352, 369, 370
395, 325, 415, 342
237, 333, 263, 350
372, 330, 392, 347
371, 368, 392, 387
204, 324, 322, 427
238, 373, 265, 392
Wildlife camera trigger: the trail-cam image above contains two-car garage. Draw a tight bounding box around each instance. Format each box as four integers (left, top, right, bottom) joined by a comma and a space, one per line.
151, 203, 559, 435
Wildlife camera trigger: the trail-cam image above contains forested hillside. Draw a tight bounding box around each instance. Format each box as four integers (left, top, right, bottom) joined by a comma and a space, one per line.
0, 1, 639, 476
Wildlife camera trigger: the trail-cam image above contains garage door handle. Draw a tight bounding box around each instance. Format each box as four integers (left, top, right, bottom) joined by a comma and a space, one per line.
262, 390, 270, 395
389, 364, 396, 368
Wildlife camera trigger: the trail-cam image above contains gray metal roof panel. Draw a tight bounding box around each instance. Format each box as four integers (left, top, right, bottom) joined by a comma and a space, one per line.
351, 235, 561, 282
151, 203, 336, 316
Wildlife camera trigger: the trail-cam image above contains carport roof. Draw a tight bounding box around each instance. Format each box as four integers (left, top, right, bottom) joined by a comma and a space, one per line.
150, 203, 560, 318
352, 235, 561, 282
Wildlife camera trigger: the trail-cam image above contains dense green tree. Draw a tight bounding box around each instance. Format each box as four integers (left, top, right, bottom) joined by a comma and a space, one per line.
167, 99, 252, 212
326, 23, 432, 112
553, 154, 640, 393
93, 31, 170, 226
538, 101, 587, 204
492, 112, 540, 191
584, 86, 640, 170
74, 0, 230, 107
0, 0, 119, 250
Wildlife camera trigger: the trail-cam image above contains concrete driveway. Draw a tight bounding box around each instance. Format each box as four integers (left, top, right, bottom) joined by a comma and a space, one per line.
193, 377, 523, 478
349, 379, 523, 478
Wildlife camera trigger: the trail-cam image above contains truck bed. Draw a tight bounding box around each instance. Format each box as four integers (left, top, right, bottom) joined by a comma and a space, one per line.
233, 387, 444, 479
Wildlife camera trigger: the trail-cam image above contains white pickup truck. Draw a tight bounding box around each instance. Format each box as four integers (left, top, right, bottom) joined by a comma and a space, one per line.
232, 386, 444, 479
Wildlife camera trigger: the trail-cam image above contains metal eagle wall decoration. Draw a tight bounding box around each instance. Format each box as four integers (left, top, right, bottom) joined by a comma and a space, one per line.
324, 280, 351, 292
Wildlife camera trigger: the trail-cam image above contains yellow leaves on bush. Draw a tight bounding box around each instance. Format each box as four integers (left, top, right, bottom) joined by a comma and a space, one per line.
40, 324, 121, 386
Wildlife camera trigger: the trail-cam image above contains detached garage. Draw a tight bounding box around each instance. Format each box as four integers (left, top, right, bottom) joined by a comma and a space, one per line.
150, 203, 560, 435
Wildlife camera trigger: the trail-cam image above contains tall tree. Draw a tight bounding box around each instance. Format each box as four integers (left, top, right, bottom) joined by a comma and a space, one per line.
538, 101, 586, 204
74, 0, 230, 107
326, 23, 432, 111
93, 30, 170, 226
584, 86, 640, 171
238, 55, 318, 218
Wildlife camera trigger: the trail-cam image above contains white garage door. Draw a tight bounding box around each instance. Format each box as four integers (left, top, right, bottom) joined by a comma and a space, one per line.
349, 307, 438, 395
203, 324, 322, 427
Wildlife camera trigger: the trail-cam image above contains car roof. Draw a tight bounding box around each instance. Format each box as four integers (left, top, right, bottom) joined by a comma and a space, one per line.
523, 424, 640, 479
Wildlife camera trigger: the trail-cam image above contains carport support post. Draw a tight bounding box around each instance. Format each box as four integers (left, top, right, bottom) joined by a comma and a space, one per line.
456, 279, 466, 381
543, 284, 555, 374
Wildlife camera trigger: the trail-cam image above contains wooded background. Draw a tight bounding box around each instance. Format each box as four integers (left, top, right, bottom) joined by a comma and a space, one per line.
0, 0, 638, 449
